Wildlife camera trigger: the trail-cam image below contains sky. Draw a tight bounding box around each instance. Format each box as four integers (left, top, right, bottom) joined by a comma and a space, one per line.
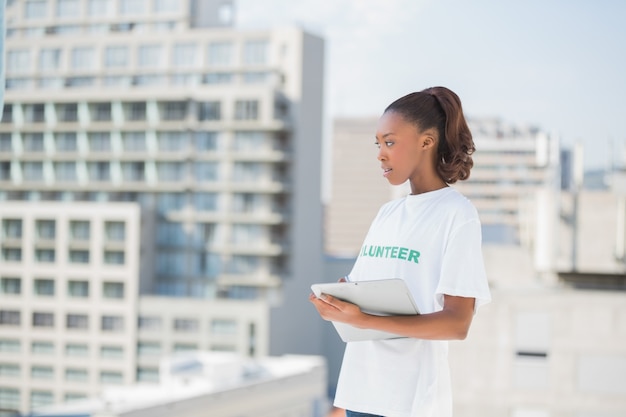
236, 0, 626, 170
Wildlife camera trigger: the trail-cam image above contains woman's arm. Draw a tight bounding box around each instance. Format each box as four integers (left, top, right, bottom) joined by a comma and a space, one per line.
308, 292, 475, 340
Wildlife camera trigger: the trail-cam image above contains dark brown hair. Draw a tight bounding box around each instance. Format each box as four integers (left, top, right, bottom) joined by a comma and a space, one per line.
384, 86, 475, 183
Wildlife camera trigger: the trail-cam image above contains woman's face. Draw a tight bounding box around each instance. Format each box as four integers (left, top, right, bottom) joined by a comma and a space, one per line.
375, 111, 436, 188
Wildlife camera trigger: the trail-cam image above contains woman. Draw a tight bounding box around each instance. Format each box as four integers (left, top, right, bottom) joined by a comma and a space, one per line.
310, 87, 491, 417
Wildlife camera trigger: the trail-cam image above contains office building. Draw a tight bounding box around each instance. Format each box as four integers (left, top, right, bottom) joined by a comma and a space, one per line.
0, 0, 325, 414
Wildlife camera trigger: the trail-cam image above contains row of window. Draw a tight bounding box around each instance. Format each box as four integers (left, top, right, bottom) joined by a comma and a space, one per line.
0, 386, 90, 409
1, 248, 125, 265
1, 278, 124, 299
2, 218, 125, 240
1, 100, 262, 124
7, 38, 267, 73
21, 0, 182, 19
0, 312, 236, 333
0, 160, 282, 184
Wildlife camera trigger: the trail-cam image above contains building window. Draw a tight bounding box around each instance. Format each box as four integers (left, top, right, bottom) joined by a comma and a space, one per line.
90, 102, 112, 121
104, 221, 125, 241
56, 0, 80, 17
88, 0, 111, 16
243, 40, 269, 65
32, 312, 54, 328
137, 44, 162, 68
156, 252, 186, 274
172, 43, 197, 68
25, 0, 47, 18
66, 314, 88, 330
136, 367, 159, 382
233, 162, 262, 182
39, 48, 62, 71
2, 248, 22, 262
22, 161, 45, 181
88, 132, 111, 151
156, 221, 187, 247
55, 162, 78, 182
0, 161, 11, 180
32, 341, 54, 354
0, 387, 20, 410
233, 131, 266, 151
70, 221, 90, 240
88, 162, 111, 182
23, 132, 45, 150
34, 279, 55, 296
55, 132, 78, 151
35, 249, 56, 263
0, 133, 12, 151
138, 316, 161, 331
173, 318, 199, 332
160, 101, 187, 121
36, 220, 56, 239
207, 42, 232, 65
101, 315, 124, 332
204, 72, 233, 85
125, 102, 147, 121
137, 342, 161, 356
103, 250, 125, 265
1, 106, 13, 124
31, 366, 54, 379
71, 47, 95, 70
103, 282, 124, 299
100, 345, 123, 359
157, 131, 188, 151
0, 277, 21, 295
2, 219, 22, 238
66, 76, 95, 88
122, 131, 146, 151
7, 49, 31, 73
100, 371, 123, 384
211, 318, 237, 335
0, 339, 21, 352
65, 368, 88, 381
195, 132, 218, 151
122, 161, 145, 181
0, 363, 20, 377
57, 103, 78, 122
119, 0, 145, 14
69, 250, 90, 264
173, 343, 197, 352
65, 392, 87, 402
194, 162, 219, 182
197, 101, 221, 121
65, 343, 88, 356
67, 280, 89, 297
30, 390, 54, 409
234, 100, 259, 120
104, 46, 129, 68
156, 162, 184, 182
0, 310, 21, 326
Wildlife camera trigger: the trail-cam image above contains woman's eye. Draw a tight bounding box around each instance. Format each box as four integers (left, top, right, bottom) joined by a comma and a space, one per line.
374, 142, 381, 149
385, 141, 394, 147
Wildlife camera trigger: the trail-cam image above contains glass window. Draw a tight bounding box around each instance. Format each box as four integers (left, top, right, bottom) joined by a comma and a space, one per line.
23, 132, 45, 150
66, 314, 88, 330
156, 193, 185, 214
69, 250, 90, 264
56, 0, 80, 17
138, 44, 162, 68
1, 106, 12, 124
233, 162, 262, 182
0, 133, 12, 151
100, 371, 123, 384
65, 368, 88, 381
0, 277, 21, 295
32, 312, 54, 327
122, 131, 146, 151
0, 339, 21, 352
0, 363, 20, 377
125, 102, 146, 121
207, 42, 232, 66
136, 367, 159, 382
204, 72, 233, 85
66, 76, 95, 88
194, 162, 219, 182
100, 345, 123, 359
104, 250, 125, 265
156, 221, 187, 246
160, 101, 187, 121
88, 0, 111, 16
137, 342, 160, 356
173, 343, 197, 352
58, 103, 78, 122
88, 162, 111, 181
193, 223, 216, 246
7, 49, 31, 73
229, 255, 259, 274
0, 310, 21, 325
30, 390, 54, 409
211, 318, 237, 334
101, 315, 124, 332
103, 282, 124, 299
233, 131, 266, 151
32, 341, 54, 354
34, 279, 55, 296
232, 224, 264, 245
173, 318, 198, 332
65, 392, 87, 402
156, 251, 186, 275
234, 100, 259, 120
121, 161, 145, 181
55, 162, 78, 182
31, 366, 54, 379
35, 249, 56, 263
243, 40, 269, 65
156, 162, 184, 182
67, 280, 89, 297
0, 387, 20, 410
25, 0, 47, 19
198, 101, 221, 121
172, 43, 197, 68
195, 132, 217, 151
91, 102, 112, 121
71, 47, 95, 70
88, 132, 111, 151
55, 132, 78, 151
2, 219, 22, 238
65, 343, 88, 356
157, 131, 188, 151
39, 48, 62, 71
105, 221, 125, 241
36, 220, 56, 239
2, 248, 22, 262
104, 46, 129, 68
0, 161, 11, 181
154, 0, 178, 12
119, 0, 145, 14
70, 220, 90, 240
22, 161, 44, 181
138, 316, 161, 331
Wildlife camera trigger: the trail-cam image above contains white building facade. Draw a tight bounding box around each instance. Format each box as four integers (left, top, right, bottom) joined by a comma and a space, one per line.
0, 0, 325, 415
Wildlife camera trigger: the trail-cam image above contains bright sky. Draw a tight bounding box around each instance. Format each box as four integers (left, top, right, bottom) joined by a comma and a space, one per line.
237, 0, 626, 170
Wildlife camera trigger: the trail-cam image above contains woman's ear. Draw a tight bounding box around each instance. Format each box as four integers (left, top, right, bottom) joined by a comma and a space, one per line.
420, 129, 438, 150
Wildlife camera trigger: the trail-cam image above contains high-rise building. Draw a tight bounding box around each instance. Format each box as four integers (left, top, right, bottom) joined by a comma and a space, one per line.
0, 1, 325, 414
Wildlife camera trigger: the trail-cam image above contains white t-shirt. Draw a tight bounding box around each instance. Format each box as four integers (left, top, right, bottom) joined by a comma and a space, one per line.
333, 187, 491, 417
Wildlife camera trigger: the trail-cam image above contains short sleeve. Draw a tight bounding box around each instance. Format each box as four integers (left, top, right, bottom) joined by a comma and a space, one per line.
435, 219, 491, 313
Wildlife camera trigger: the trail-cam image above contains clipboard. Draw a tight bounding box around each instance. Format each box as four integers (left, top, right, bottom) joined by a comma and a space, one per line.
311, 278, 419, 342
